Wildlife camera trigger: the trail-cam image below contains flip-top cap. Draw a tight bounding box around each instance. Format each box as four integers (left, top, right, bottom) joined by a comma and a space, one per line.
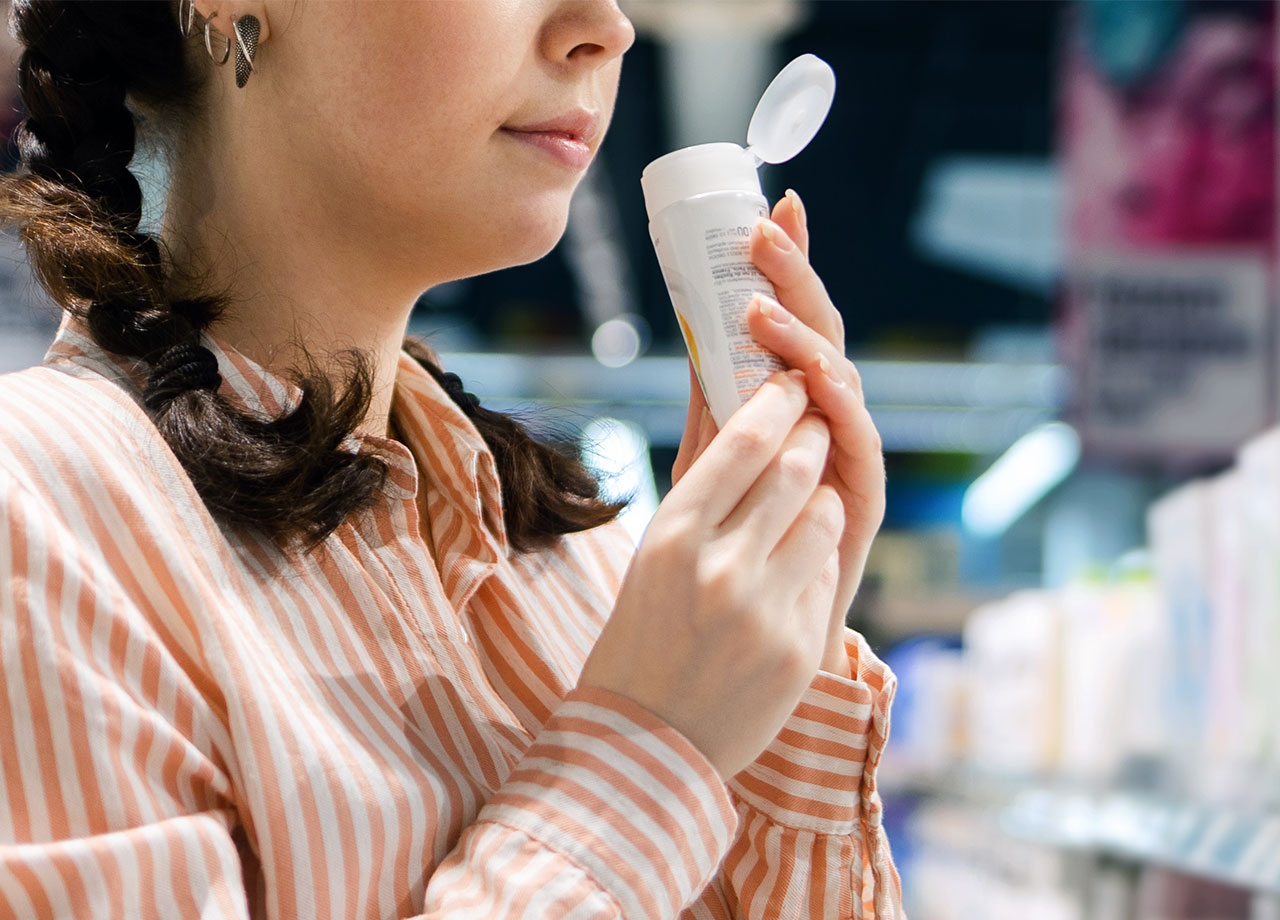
746, 53, 836, 166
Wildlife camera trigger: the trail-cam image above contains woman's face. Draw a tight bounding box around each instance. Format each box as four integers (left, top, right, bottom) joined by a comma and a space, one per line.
249, 0, 636, 285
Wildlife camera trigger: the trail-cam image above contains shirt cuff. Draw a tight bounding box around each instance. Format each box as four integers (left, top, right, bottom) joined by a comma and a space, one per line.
476, 685, 738, 920
729, 629, 898, 835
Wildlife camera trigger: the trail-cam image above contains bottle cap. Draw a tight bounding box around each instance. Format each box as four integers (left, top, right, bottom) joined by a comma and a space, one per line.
640, 54, 836, 220
641, 143, 762, 221
745, 53, 836, 167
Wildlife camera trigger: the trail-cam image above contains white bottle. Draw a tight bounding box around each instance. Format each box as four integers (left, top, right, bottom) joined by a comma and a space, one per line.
641, 54, 836, 429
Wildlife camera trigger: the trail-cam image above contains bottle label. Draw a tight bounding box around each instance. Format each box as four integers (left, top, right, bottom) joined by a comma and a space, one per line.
650, 193, 788, 427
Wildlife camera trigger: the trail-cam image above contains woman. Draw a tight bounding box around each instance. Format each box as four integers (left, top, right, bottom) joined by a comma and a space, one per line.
0, 1, 898, 917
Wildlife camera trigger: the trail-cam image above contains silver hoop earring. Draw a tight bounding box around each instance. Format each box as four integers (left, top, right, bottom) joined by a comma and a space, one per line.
204, 16, 231, 65
177, 0, 197, 38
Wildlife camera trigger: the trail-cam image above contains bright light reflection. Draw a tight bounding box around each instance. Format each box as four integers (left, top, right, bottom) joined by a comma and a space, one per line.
579, 417, 660, 545
962, 421, 1081, 537
591, 317, 643, 368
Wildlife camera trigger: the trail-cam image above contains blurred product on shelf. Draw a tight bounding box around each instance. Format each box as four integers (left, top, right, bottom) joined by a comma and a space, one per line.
885, 578, 1165, 785
885, 421, 1280, 800
1148, 426, 1280, 796
883, 422, 1280, 918
1238, 430, 1280, 776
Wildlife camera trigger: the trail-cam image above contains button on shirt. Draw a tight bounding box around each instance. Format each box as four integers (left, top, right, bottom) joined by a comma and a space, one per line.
0, 315, 902, 920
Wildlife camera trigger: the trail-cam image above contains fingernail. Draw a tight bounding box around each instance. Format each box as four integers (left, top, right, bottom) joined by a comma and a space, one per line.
817, 352, 845, 387
759, 219, 794, 252
756, 294, 792, 325
787, 368, 806, 384
785, 188, 806, 227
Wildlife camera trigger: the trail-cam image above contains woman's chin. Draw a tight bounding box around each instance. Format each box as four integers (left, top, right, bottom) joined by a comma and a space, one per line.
495, 205, 572, 267
421, 195, 573, 279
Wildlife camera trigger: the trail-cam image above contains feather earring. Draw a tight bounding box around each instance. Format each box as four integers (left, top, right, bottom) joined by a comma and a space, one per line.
232, 14, 259, 88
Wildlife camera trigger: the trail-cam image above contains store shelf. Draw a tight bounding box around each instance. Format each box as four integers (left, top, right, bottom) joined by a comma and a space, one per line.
436, 351, 1067, 453
1004, 786, 1280, 894
887, 770, 1280, 895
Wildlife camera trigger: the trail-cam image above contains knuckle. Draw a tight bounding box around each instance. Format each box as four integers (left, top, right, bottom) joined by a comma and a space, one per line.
777, 446, 820, 488
697, 552, 728, 589
817, 552, 840, 589
809, 488, 846, 542
727, 421, 772, 457
698, 552, 743, 603
865, 414, 884, 454
653, 511, 697, 552
802, 414, 832, 453
777, 640, 814, 685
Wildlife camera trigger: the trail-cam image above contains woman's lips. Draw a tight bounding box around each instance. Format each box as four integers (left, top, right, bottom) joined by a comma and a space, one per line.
500, 128, 593, 170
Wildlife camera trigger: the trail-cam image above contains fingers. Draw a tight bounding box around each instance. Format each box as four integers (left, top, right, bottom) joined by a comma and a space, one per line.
669, 368, 811, 526
767, 484, 845, 608
800, 347, 886, 537
751, 200, 844, 347
771, 188, 809, 259
719, 409, 830, 555
748, 295, 886, 533
748, 294, 863, 401
796, 547, 844, 643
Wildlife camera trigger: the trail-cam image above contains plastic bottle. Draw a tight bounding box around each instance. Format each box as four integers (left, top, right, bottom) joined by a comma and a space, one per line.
641, 54, 837, 428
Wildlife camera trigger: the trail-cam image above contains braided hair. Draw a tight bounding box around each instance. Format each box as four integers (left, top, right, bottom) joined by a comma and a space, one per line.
1, 0, 625, 553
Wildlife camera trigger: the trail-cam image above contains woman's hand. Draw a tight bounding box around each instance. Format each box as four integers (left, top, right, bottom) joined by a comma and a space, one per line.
669, 191, 885, 680
746, 190, 886, 679
580, 369, 844, 780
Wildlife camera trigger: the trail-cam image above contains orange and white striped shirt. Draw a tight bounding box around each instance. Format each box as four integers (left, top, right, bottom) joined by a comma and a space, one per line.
0, 314, 902, 920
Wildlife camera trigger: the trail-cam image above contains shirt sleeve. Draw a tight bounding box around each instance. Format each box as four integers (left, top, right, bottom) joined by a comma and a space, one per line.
0, 474, 253, 919
547, 518, 905, 920
681, 629, 904, 920
418, 516, 902, 919
420, 686, 738, 918
422, 627, 902, 920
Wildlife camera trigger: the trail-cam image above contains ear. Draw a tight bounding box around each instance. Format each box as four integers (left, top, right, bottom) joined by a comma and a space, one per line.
193, 1, 271, 44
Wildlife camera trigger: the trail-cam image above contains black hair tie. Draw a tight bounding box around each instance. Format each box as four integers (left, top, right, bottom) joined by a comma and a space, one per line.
439, 371, 482, 413
143, 343, 223, 411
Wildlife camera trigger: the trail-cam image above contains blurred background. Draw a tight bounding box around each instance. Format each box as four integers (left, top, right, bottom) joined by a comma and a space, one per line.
2, 1, 1279, 917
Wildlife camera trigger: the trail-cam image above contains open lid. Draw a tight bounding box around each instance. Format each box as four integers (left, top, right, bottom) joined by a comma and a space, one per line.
745, 54, 836, 167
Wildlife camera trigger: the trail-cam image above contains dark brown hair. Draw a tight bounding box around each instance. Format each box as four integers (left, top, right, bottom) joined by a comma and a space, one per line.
1, 0, 626, 553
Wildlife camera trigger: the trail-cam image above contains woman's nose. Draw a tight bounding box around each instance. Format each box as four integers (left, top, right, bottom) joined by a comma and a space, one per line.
545, 0, 637, 68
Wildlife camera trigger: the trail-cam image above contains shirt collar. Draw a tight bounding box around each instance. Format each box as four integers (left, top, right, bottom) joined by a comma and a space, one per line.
41, 313, 509, 557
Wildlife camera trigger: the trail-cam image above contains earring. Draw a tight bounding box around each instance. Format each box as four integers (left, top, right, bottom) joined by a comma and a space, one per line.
177, 0, 196, 37
204, 15, 231, 65
231, 14, 260, 89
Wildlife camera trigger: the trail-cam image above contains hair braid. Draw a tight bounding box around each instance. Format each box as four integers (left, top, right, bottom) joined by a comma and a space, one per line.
1, 0, 625, 554
13, 2, 205, 361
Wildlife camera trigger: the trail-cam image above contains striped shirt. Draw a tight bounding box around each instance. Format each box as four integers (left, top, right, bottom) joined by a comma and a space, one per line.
0, 314, 902, 919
